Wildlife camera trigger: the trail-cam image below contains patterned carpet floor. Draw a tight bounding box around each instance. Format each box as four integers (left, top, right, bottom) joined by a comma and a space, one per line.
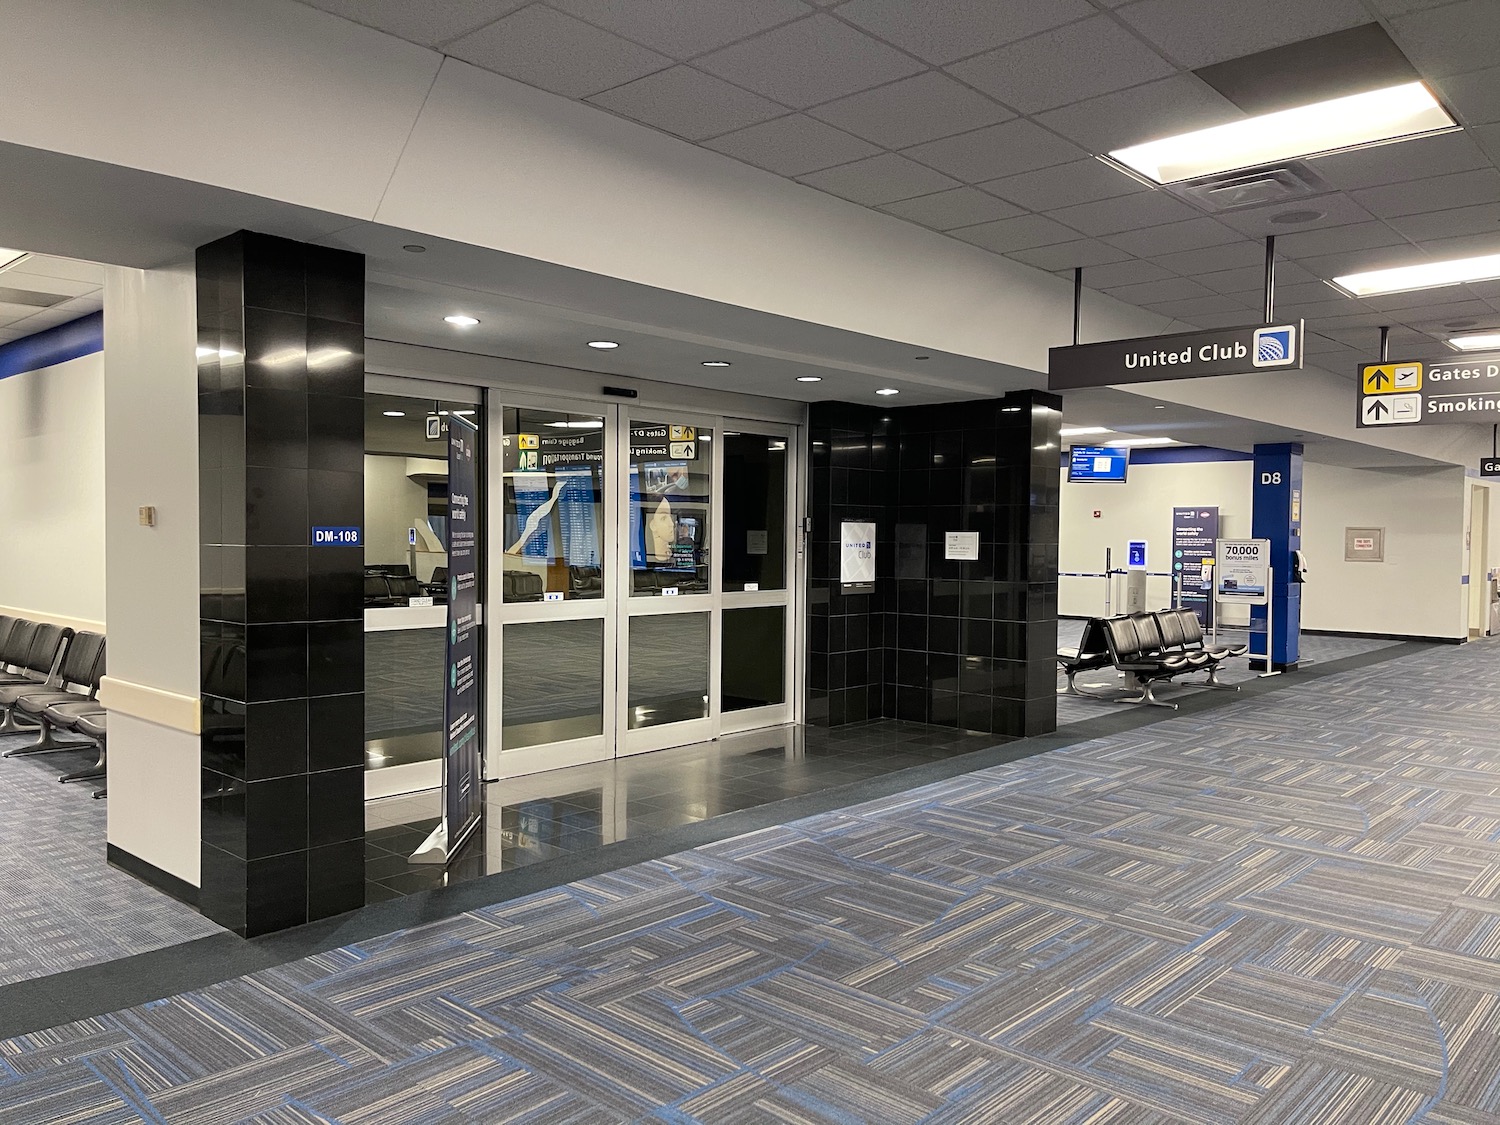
0, 727, 223, 986
3, 639, 1500, 1122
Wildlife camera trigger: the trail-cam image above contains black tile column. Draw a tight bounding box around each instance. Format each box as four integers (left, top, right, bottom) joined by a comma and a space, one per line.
805, 390, 1060, 741
197, 231, 366, 937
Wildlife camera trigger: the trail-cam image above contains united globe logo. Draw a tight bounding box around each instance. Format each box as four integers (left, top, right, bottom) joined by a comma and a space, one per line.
1252, 325, 1296, 368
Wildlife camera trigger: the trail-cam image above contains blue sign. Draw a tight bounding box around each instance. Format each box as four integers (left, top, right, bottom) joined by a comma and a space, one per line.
312, 525, 362, 546
1127, 540, 1147, 569
1068, 445, 1129, 483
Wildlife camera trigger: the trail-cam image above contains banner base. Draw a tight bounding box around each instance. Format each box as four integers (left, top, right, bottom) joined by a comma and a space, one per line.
409, 820, 448, 865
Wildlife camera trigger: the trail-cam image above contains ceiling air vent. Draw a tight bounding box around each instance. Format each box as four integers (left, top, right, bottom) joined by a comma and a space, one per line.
1170, 162, 1333, 213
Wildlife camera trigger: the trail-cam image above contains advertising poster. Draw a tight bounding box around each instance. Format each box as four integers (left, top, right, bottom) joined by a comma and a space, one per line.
444, 414, 483, 860
840, 521, 876, 591
1172, 507, 1219, 627
1214, 538, 1270, 605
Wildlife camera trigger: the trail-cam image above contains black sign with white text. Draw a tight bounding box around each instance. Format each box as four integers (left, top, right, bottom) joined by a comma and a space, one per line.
443, 415, 482, 862
1049, 321, 1303, 390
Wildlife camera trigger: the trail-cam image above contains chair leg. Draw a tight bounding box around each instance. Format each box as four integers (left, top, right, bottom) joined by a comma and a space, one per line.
61, 742, 107, 784
4, 717, 94, 756
1202, 664, 1241, 691
0, 705, 38, 735
1124, 678, 1178, 709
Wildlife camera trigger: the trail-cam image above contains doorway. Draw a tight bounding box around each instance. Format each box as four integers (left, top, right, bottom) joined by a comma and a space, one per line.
489, 396, 800, 779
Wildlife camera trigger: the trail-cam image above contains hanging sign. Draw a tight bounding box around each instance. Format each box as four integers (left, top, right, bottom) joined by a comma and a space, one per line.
1213, 538, 1270, 605
1358, 353, 1500, 427
1049, 321, 1302, 390
1481, 457, 1500, 477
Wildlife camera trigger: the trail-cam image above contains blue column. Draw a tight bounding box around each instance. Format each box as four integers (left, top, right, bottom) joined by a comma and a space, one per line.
1251, 443, 1303, 670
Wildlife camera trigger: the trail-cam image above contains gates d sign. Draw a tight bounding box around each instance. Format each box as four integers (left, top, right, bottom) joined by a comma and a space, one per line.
1357, 352, 1500, 427
1048, 321, 1303, 390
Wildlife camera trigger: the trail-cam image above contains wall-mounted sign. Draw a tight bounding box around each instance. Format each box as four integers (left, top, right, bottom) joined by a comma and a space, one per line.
944, 531, 979, 561
1049, 321, 1303, 390
1068, 445, 1129, 482
1357, 353, 1500, 427
1214, 538, 1270, 604
840, 521, 876, 591
1127, 540, 1148, 569
1344, 526, 1385, 562
312, 525, 362, 547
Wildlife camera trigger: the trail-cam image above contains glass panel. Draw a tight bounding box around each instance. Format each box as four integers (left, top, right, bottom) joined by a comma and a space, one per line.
629, 419, 711, 596
628, 612, 709, 728
365, 625, 446, 769
503, 619, 604, 748
722, 432, 787, 592
501, 406, 606, 602
722, 606, 785, 711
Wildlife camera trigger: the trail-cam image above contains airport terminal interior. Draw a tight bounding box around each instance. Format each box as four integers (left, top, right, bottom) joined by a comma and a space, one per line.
4, 0, 1500, 1120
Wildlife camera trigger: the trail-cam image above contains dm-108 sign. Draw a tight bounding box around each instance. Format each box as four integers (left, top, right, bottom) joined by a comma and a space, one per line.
1358, 353, 1500, 427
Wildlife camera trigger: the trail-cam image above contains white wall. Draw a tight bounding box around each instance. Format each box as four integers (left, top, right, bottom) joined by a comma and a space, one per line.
102, 262, 201, 886
0, 350, 105, 627
1301, 463, 1468, 640
364, 454, 430, 569
1061, 457, 1254, 624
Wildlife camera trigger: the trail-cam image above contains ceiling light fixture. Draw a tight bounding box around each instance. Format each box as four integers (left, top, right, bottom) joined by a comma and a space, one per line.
546, 420, 605, 429
382, 410, 405, 418
444, 314, 479, 327
1059, 426, 1110, 437
587, 340, 619, 350
403, 244, 426, 253
796, 376, 822, 383
1449, 333, 1500, 352
1333, 252, 1500, 297
1108, 81, 1455, 185
702, 360, 732, 367
876, 388, 899, 396
0, 247, 29, 272
453, 409, 477, 416
1106, 437, 1176, 447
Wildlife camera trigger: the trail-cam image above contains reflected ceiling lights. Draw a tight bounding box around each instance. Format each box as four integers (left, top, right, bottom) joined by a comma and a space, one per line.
546, 420, 604, 429
796, 376, 822, 382
702, 360, 732, 367
1108, 82, 1455, 185
1333, 252, 1500, 297
382, 410, 405, 417
876, 388, 899, 396
1449, 333, 1500, 352
1059, 426, 1109, 436
1106, 437, 1176, 447
588, 340, 619, 349
453, 409, 477, 416
444, 314, 479, 326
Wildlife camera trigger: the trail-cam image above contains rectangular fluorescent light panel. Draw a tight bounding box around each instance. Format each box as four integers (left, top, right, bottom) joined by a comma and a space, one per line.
1450, 333, 1500, 352
1334, 253, 1500, 297
1109, 82, 1454, 185
1106, 437, 1176, 447
1060, 426, 1111, 437
0, 248, 28, 272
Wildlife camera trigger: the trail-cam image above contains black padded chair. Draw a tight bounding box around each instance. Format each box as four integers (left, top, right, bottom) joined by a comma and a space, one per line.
8, 633, 106, 755
0, 615, 17, 659
1145, 611, 1213, 671
385, 574, 425, 602
1056, 618, 1120, 698
0, 624, 72, 733
1100, 615, 1194, 709
0, 619, 42, 679
1172, 608, 1247, 687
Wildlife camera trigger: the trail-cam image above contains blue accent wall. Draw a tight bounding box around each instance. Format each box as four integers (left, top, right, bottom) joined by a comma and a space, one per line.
1132, 445, 1253, 465
0, 311, 104, 381
1251, 443, 1303, 669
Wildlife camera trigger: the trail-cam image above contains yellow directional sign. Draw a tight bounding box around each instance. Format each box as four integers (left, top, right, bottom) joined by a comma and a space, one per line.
1362, 362, 1422, 395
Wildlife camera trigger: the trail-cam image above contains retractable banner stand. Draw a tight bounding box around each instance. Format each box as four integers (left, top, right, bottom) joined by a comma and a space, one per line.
412, 414, 483, 865
1173, 507, 1219, 627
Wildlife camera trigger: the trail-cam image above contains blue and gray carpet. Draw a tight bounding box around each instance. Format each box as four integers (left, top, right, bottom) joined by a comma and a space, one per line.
3, 639, 1499, 1122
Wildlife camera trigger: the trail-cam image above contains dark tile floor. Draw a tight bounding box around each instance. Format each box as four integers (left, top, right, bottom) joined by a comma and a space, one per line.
364, 720, 999, 901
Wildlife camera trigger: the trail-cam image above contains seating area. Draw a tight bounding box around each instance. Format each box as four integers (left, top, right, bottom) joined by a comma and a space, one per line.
0, 615, 109, 797
364, 564, 447, 607
1057, 607, 1249, 710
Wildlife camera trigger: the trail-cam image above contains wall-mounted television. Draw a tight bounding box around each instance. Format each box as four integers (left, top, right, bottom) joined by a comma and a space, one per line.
1068, 445, 1129, 483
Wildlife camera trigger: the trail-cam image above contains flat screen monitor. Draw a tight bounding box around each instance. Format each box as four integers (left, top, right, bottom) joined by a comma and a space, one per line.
1068, 445, 1129, 483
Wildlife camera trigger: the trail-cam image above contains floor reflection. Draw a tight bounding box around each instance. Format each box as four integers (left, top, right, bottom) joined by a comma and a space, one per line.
363, 720, 998, 902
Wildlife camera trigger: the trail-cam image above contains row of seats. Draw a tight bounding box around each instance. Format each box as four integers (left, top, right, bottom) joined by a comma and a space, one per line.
364, 566, 448, 608
1057, 608, 1248, 710
0, 615, 109, 797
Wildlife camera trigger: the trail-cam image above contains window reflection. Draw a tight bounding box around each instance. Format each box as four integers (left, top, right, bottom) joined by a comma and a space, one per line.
629, 420, 711, 596
722, 432, 787, 591
501, 408, 606, 602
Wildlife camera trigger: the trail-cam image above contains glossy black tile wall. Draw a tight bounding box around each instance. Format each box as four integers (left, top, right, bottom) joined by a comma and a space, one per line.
198, 231, 366, 937
806, 391, 1060, 740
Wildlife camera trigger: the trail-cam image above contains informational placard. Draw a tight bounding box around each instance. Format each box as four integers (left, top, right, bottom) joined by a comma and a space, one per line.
1344, 526, 1384, 562
840, 521, 875, 591
1068, 445, 1129, 482
1214, 538, 1270, 604
312, 525, 362, 547
746, 530, 768, 555
443, 414, 482, 861
1172, 506, 1218, 627
1357, 353, 1500, 427
1049, 321, 1302, 390
1127, 540, 1147, 569
944, 531, 979, 560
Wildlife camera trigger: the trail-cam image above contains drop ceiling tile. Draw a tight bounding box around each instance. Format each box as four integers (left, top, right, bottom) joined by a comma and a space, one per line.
1388, 0, 1500, 80
1181, 309, 1264, 329
948, 16, 1176, 114
809, 72, 1012, 149
1434, 66, 1500, 128
1073, 258, 1178, 287
1150, 241, 1271, 274
447, 5, 672, 98
696, 14, 923, 108
1035, 75, 1242, 152
834, 0, 1094, 66
548, 0, 812, 58
1274, 297, 1362, 320
1198, 262, 1316, 294
1104, 277, 1217, 305
1270, 220, 1407, 259
1366, 296, 1495, 321
1214, 195, 1381, 240
1114, 0, 1370, 69
1144, 293, 1260, 318
1007, 240, 1135, 270
1353, 168, 1500, 219
0, 272, 98, 299
703, 114, 880, 175
1407, 231, 1500, 262
0, 256, 105, 284
1308, 131, 1490, 193
1296, 246, 1430, 278
1384, 202, 1500, 242
798, 152, 961, 205
1045, 190, 1202, 237
297, 0, 529, 46
588, 66, 784, 140
903, 119, 1085, 182
1105, 216, 1243, 256
981, 159, 1145, 211
880, 187, 1024, 230
948, 214, 1078, 253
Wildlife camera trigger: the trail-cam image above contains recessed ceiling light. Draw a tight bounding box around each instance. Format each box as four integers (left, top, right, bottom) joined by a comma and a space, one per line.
1106, 437, 1176, 447
588, 340, 619, 350
915, 355, 930, 361
1332, 252, 1500, 297
546, 420, 605, 429
0, 247, 29, 271
1270, 209, 1325, 226
876, 388, 899, 396
1059, 426, 1110, 437
1449, 333, 1500, 352
796, 376, 822, 383
444, 314, 479, 327
702, 360, 732, 367
454, 409, 477, 416
403, 244, 426, 253
1108, 82, 1455, 185
383, 410, 405, 418
1154, 405, 1166, 409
